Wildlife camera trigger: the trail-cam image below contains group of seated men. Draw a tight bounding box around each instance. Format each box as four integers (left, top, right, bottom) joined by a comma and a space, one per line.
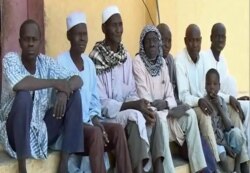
0, 5, 249, 173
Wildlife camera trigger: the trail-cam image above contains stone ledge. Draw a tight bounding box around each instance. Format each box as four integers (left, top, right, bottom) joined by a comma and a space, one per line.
0, 150, 190, 173
0, 151, 59, 173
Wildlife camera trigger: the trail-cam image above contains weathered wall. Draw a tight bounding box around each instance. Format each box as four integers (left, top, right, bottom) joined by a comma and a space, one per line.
44, 0, 249, 94
158, 0, 249, 94
44, 0, 147, 57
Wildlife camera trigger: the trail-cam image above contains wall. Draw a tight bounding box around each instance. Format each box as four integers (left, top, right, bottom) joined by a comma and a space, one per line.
158, 0, 249, 94
44, 0, 147, 57
44, 0, 249, 94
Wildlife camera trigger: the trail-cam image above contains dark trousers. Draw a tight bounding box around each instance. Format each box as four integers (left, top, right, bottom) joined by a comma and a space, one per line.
6, 90, 84, 159
82, 122, 132, 173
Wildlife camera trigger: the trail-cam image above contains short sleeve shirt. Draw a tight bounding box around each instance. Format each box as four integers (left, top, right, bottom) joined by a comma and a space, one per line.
0, 52, 75, 158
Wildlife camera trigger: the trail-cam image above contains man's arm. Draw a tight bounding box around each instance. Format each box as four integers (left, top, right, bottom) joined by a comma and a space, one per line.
13, 75, 83, 97
13, 76, 61, 91
120, 99, 156, 125
215, 98, 233, 131
68, 75, 83, 91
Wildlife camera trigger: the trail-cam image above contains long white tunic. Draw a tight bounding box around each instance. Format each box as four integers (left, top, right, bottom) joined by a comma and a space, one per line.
175, 48, 207, 107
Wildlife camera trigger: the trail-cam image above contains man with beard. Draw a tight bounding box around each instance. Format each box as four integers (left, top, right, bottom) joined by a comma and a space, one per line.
57, 12, 132, 173
90, 5, 166, 173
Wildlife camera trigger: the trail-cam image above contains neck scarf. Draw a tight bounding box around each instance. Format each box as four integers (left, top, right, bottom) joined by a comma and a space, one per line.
89, 40, 127, 75
139, 25, 163, 77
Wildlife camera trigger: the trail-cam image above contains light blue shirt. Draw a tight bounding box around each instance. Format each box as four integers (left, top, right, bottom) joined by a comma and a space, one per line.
57, 52, 102, 123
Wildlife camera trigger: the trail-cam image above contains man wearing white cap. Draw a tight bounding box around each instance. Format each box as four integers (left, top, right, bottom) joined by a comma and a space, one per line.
57, 12, 132, 173
90, 6, 166, 173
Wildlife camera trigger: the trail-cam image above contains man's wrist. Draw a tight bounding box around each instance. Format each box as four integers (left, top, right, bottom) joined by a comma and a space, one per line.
68, 81, 73, 94
57, 90, 69, 98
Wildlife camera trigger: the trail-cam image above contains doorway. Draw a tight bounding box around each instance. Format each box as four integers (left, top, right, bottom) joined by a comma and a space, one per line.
0, 0, 44, 96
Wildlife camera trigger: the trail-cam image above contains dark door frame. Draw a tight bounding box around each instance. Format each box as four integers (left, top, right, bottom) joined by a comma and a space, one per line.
0, 0, 44, 96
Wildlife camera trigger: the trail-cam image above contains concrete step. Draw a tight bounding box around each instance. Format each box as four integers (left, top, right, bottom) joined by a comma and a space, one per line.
0, 151, 191, 173
0, 145, 190, 173
173, 155, 190, 173
0, 151, 59, 173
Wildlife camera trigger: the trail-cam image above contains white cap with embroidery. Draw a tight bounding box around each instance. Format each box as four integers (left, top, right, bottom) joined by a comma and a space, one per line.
66, 12, 87, 31
102, 5, 120, 24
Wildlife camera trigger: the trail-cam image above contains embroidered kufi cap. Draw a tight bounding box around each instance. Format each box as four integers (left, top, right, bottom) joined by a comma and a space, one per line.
66, 12, 87, 31
102, 5, 120, 24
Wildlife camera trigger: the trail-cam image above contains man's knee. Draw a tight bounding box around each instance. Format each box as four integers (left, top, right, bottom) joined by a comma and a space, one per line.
88, 127, 103, 144
112, 123, 124, 134
15, 91, 32, 103
229, 128, 244, 141
185, 109, 197, 123
69, 90, 81, 101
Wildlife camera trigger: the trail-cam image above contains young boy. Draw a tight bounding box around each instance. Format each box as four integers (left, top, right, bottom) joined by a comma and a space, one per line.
205, 68, 247, 172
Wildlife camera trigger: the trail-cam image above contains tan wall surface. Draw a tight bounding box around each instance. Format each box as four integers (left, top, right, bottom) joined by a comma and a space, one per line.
44, 0, 249, 94
44, 0, 147, 58
158, 0, 249, 94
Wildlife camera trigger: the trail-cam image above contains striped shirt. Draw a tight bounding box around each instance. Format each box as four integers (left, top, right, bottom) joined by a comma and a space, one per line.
0, 52, 75, 159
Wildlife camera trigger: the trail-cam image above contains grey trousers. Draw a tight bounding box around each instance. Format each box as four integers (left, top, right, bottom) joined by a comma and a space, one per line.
125, 115, 164, 171
195, 105, 249, 163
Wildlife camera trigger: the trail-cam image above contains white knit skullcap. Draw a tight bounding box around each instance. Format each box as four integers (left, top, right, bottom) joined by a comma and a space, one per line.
66, 12, 87, 31
102, 5, 120, 24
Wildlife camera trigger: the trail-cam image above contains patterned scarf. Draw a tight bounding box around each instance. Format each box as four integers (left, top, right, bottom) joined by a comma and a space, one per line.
139, 25, 163, 77
89, 40, 127, 75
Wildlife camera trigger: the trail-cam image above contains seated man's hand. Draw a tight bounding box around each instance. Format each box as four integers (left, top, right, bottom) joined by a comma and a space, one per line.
198, 98, 214, 115
168, 104, 190, 119
54, 79, 72, 97
134, 99, 156, 126
92, 116, 109, 146
229, 96, 245, 121
224, 145, 237, 158
144, 107, 157, 127
53, 92, 68, 119
151, 99, 168, 111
